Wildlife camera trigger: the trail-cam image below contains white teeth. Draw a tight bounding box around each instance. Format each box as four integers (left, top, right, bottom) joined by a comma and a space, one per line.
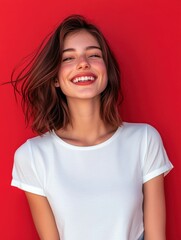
72, 76, 95, 83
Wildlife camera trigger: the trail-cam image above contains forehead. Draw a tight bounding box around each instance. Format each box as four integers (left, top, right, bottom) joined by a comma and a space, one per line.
63, 30, 100, 49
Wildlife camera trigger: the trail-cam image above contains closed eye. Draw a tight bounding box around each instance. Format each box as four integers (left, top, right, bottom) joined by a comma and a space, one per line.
89, 54, 101, 58
62, 57, 74, 62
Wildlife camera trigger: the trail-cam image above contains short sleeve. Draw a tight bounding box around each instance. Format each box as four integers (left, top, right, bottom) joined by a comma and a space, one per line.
142, 125, 173, 183
11, 140, 46, 196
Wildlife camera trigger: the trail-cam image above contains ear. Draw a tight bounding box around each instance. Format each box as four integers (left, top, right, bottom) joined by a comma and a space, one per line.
54, 78, 60, 87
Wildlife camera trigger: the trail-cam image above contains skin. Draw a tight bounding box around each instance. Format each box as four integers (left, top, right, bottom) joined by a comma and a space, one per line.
57, 30, 108, 101
25, 192, 60, 240
25, 30, 166, 239
143, 174, 166, 240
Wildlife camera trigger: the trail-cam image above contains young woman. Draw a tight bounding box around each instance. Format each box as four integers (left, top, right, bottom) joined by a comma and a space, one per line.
11, 15, 173, 240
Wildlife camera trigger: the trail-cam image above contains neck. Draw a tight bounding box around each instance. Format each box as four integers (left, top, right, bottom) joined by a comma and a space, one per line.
56, 98, 116, 146
67, 97, 104, 135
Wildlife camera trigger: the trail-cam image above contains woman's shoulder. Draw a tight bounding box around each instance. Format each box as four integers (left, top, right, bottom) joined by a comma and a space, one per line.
122, 121, 157, 132
121, 122, 162, 141
15, 131, 54, 154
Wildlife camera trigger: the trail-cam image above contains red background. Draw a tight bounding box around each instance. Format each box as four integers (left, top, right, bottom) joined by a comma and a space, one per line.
0, 0, 180, 239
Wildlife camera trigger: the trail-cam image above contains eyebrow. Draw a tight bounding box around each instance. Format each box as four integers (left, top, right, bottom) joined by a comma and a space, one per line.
62, 46, 101, 53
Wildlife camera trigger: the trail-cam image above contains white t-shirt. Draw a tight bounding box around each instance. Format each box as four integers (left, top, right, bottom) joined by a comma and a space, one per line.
11, 122, 173, 240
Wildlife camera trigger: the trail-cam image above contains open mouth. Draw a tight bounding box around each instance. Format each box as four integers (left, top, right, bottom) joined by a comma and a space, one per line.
72, 76, 96, 83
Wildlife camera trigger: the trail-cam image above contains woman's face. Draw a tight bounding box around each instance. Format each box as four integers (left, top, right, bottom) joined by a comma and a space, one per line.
56, 30, 108, 101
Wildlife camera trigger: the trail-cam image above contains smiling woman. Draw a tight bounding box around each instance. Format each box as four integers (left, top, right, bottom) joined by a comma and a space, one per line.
55, 30, 108, 101
11, 15, 121, 135
11, 15, 173, 240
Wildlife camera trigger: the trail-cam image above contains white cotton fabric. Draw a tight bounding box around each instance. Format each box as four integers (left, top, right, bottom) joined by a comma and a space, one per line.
11, 122, 173, 240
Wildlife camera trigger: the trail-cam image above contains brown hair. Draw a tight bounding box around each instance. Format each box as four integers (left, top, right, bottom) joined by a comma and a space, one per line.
11, 15, 123, 134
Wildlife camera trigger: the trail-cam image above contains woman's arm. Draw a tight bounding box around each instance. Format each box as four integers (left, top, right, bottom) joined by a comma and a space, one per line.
25, 192, 60, 240
143, 174, 166, 240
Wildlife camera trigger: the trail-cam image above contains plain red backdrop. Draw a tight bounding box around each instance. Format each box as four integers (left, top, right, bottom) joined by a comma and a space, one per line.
0, 0, 180, 239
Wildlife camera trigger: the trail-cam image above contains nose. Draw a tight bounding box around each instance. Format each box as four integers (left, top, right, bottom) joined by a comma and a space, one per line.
76, 56, 90, 70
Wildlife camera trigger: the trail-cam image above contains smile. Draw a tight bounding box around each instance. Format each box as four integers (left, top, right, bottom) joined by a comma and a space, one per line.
72, 76, 96, 83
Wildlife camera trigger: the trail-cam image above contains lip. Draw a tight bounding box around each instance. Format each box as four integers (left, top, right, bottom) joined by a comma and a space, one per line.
70, 72, 97, 82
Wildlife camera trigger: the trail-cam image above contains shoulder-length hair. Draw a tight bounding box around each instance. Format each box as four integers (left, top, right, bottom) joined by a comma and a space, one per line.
12, 15, 123, 134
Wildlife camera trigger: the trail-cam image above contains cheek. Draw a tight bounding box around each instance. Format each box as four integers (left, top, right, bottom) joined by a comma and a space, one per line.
58, 66, 66, 80
99, 61, 107, 76
56, 70, 67, 94
103, 76, 108, 91
102, 67, 108, 91
99, 71, 108, 94
59, 79, 68, 94
102, 65, 108, 84
57, 68, 69, 87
